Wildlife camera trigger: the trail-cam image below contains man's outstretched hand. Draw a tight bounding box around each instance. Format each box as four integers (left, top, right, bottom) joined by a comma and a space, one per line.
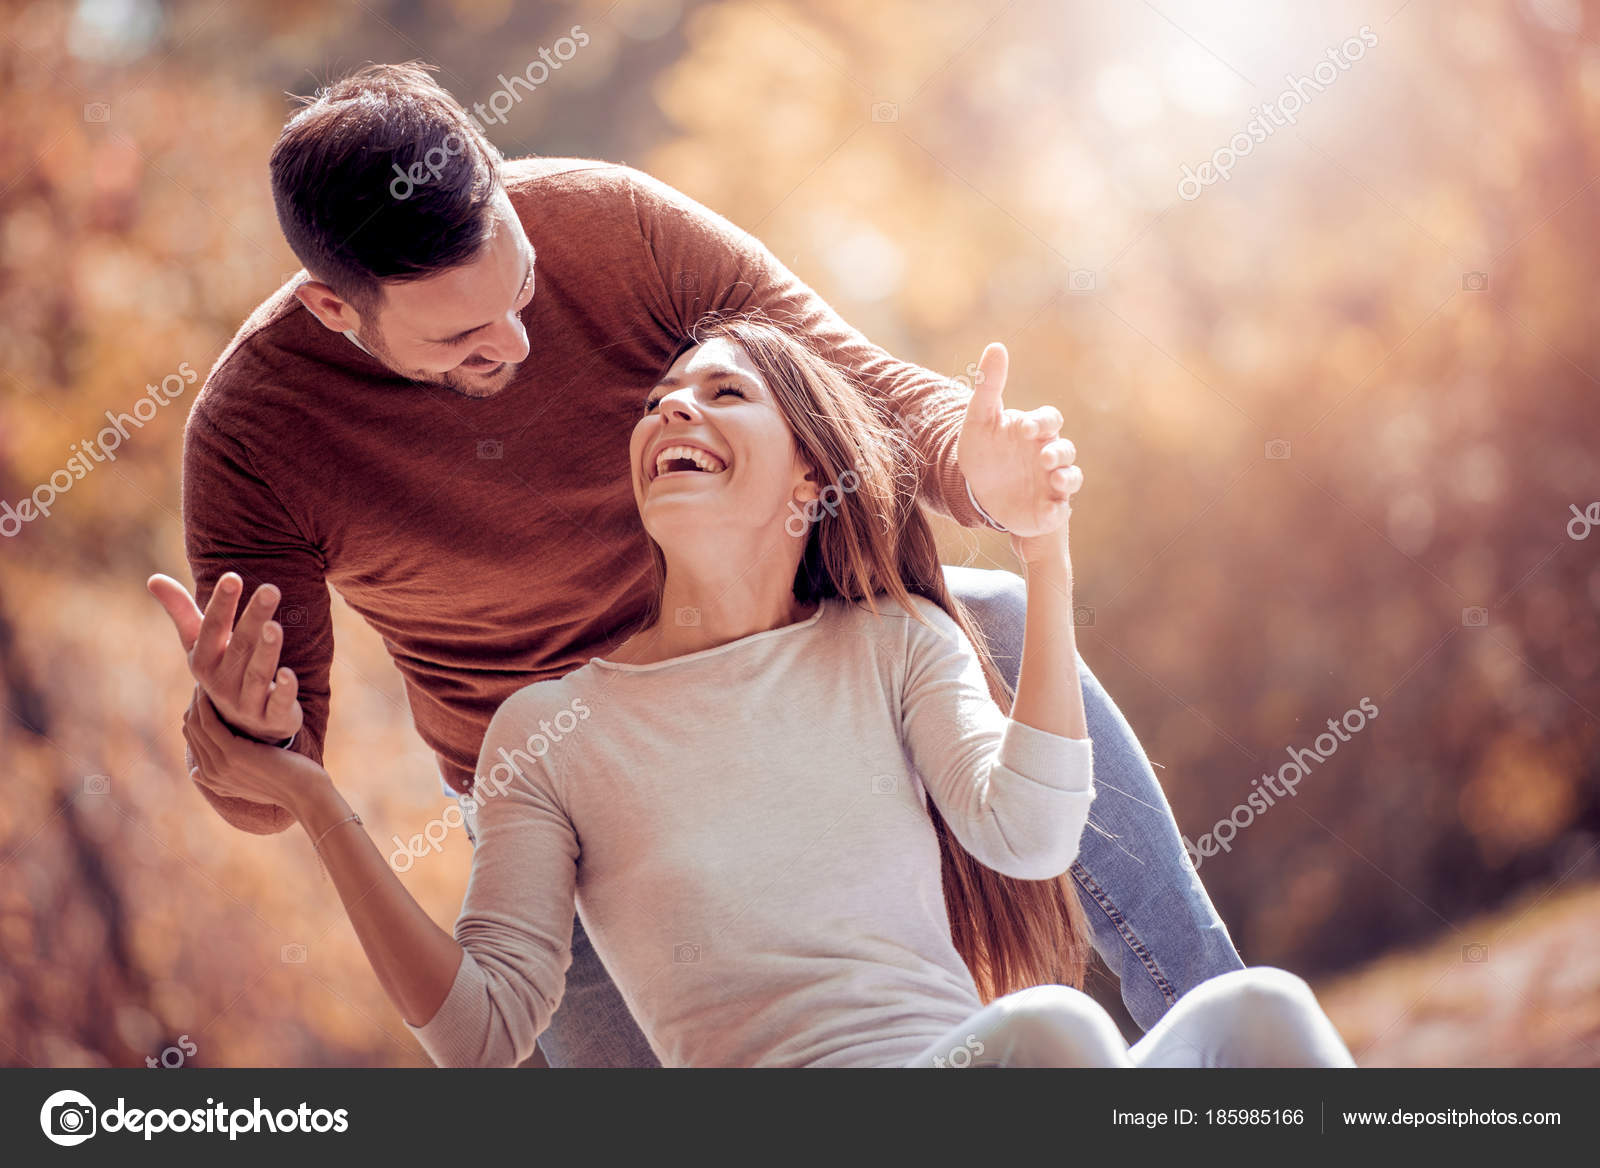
148, 571, 303, 743
148, 571, 303, 834
956, 342, 1083, 538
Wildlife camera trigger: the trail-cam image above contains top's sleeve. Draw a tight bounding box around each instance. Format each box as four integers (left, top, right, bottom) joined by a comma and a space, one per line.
624, 166, 986, 527
181, 404, 334, 834
896, 597, 1094, 880
403, 685, 579, 1068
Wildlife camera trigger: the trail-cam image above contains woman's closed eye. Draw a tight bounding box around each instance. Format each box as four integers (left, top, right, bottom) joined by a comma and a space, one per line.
643, 384, 748, 413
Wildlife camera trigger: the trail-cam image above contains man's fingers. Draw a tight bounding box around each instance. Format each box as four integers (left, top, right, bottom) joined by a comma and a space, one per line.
264, 668, 300, 730
237, 617, 284, 717
147, 574, 205, 653
966, 342, 1009, 422
219, 584, 280, 684
192, 573, 243, 678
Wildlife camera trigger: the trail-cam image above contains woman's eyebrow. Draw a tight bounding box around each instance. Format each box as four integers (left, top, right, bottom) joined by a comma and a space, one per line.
654, 365, 750, 388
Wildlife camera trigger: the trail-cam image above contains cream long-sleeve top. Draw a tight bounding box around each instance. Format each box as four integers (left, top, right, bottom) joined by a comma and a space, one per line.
404, 593, 1095, 1068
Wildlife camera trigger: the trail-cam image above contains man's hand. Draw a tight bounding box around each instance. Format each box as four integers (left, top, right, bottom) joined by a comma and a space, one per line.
147, 572, 303, 743
956, 342, 1083, 537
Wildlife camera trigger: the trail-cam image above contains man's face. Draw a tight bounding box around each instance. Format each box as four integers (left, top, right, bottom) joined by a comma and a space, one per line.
356, 192, 535, 398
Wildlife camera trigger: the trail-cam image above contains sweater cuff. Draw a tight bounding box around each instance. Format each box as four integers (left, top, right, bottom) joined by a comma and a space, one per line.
403, 953, 487, 1068
941, 434, 989, 529
997, 720, 1094, 792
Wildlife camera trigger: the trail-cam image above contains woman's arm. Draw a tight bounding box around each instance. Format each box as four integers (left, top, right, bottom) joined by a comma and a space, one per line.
897, 450, 1089, 879
898, 595, 1093, 880
1007, 524, 1089, 743
184, 692, 462, 1026
183, 687, 580, 1065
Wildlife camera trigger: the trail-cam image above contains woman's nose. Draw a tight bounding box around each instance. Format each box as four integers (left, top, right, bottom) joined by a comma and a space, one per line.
659, 389, 700, 421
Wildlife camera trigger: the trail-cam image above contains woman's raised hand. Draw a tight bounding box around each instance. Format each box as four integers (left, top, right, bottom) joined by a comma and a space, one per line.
956, 342, 1083, 542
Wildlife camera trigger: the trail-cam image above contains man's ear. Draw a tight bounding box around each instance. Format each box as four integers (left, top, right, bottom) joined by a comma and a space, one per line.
294, 280, 364, 335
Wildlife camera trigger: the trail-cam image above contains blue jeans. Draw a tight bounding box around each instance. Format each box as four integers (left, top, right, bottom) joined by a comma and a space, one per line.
450, 565, 1243, 1067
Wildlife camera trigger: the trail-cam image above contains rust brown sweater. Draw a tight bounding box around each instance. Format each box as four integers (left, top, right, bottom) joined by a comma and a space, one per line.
182, 157, 986, 833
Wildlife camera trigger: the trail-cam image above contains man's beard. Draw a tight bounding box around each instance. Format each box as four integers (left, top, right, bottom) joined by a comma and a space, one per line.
359, 327, 521, 399
419, 361, 520, 399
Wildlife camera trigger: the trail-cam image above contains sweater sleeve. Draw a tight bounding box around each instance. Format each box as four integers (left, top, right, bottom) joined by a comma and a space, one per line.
404, 686, 579, 1068
181, 402, 333, 835
623, 166, 986, 528
896, 597, 1094, 880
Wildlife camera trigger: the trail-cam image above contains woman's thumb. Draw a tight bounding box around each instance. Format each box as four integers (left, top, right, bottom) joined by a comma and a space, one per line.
967, 342, 1008, 421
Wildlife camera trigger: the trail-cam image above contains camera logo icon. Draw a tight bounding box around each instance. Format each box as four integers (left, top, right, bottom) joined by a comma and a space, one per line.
281, 605, 306, 627
1461, 942, 1489, 963
675, 606, 700, 627
870, 773, 898, 794
84, 774, 111, 795
1461, 271, 1488, 292
1067, 269, 1097, 294
1265, 439, 1292, 460
1461, 607, 1489, 628
673, 942, 700, 963
675, 270, 699, 291
1072, 606, 1096, 628
476, 439, 503, 460
281, 943, 307, 963
83, 102, 111, 123
870, 101, 899, 122
40, 1090, 97, 1146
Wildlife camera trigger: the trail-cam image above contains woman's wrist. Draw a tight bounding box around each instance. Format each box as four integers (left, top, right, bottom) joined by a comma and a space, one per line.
1014, 528, 1071, 577
289, 775, 346, 835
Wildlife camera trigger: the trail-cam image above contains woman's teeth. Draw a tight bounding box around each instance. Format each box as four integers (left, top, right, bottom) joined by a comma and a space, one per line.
653, 445, 728, 478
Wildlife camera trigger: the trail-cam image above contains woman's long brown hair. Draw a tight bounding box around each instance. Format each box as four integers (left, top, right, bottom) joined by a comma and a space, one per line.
636, 311, 1091, 1000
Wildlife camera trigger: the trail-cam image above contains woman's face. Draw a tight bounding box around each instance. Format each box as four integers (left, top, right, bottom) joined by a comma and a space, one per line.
629, 337, 816, 551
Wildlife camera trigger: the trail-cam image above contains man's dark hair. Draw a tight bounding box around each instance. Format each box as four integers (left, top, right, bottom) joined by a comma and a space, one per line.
269, 62, 504, 319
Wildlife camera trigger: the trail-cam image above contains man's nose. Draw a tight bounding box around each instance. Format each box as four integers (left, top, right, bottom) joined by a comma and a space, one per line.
477, 311, 530, 365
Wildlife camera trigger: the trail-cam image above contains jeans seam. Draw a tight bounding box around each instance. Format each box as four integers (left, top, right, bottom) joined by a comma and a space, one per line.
1069, 860, 1179, 1008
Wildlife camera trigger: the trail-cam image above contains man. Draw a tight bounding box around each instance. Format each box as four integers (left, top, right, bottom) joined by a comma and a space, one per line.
151, 62, 1241, 1067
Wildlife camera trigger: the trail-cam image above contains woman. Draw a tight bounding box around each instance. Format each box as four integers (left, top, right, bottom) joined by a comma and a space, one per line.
184, 314, 1354, 1068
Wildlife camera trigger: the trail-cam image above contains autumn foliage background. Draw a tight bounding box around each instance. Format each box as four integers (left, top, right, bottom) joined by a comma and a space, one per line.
1, 0, 1597, 1068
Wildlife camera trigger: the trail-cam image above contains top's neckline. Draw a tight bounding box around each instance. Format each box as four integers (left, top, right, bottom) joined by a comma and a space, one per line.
588, 600, 829, 672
